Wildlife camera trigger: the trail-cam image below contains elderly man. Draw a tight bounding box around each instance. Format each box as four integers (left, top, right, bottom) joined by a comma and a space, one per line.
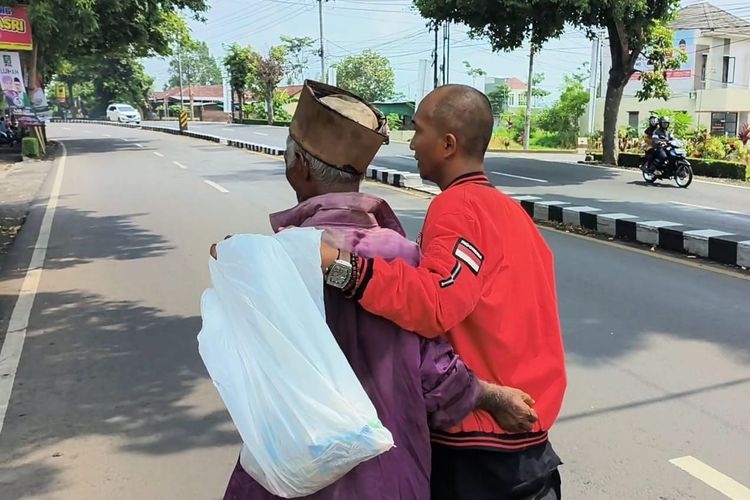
219, 81, 536, 499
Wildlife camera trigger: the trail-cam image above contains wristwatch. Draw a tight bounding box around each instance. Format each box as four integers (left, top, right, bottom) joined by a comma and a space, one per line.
325, 258, 354, 289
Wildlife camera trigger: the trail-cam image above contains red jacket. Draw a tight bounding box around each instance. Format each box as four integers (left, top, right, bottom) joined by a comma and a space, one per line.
357, 172, 566, 451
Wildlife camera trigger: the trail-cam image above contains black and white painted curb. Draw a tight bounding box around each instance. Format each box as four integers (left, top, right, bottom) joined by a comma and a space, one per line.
510, 195, 750, 268
52, 119, 282, 155
53, 120, 749, 269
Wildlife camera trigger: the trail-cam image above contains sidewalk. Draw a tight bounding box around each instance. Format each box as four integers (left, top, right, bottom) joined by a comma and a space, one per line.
0, 149, 56, 272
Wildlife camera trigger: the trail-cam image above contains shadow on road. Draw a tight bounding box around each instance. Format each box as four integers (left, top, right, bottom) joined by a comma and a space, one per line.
0, 289, 237, 497
36, 207, 172, 271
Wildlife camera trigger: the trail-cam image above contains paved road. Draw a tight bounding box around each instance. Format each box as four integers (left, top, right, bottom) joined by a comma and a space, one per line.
1, 123, 748, 499
143, 120, 750, 237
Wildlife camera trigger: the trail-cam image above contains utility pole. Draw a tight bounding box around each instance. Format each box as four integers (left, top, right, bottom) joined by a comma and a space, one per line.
587, 32, 598, 135
524, 42, 536, 151
433, 23, 439, 89
178, 47, 185, 112
187, 59, 195, 120
446, 22, 451, 84
318, 0, 326, 83
441, 22, 447, 85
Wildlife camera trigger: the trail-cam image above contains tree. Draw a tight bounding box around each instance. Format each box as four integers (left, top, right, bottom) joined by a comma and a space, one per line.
281, 35, 315, 85
487, 84, 511, 116
335, 50, 396, 103
53, 55, 155, 117
537, 75, 590, 147
412, 0, 682, 164
4, 1, 206, 90
168, 40, 222, 88
635, 22, 687, 102
531, 73, 549, 100
223, 43, 258, 121
463, 60, 487, 88
248, 46, 287, 125
245, 89, 292, 122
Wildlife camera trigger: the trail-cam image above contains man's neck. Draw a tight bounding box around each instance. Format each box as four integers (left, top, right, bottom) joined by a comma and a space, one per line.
437, 158, 486, 191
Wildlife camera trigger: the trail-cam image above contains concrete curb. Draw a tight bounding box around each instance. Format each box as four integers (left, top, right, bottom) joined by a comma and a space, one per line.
51, 118, 277, 153
54, 120, 750, 268
512, 197, 750, 268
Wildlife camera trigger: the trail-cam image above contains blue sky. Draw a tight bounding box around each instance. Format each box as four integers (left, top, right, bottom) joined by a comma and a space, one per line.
144, 0, 750, 100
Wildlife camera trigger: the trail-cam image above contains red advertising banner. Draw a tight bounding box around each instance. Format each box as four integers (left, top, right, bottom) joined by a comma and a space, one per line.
0, 5, 33, 51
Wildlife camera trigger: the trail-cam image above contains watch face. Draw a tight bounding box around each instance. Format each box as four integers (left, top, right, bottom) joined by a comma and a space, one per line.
326, 260, 352, 288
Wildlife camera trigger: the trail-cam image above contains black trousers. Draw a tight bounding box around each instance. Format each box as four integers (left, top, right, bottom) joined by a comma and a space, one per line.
430, 441, 562, 500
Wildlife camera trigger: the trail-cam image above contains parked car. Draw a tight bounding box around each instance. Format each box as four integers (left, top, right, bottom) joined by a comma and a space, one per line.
106, 104, 141, 124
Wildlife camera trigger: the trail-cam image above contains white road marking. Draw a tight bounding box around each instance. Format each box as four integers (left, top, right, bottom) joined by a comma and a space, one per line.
173, 161, 187, 169
222, 127, 233, 131
135, 143, 144, 148
399, 154, 415, 160
253, 132, 269, 136
153, 152, 164, 157
0, 143, 67, 435
121, 138, 130, 142
670, 456, 750, 499
102, 134, 112, 137
669, 201, 746, 216
491, 171, 549, 183
204, 180, 229, 193
62, 127, 71, 131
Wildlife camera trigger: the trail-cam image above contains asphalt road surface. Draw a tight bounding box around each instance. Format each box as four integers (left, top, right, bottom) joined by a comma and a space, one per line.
142, 120, 750, 237
0, 123, 748, 499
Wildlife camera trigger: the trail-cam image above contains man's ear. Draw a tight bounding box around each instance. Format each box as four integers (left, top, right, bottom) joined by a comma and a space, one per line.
296, 151, 313, 181
444, 133, 458, 158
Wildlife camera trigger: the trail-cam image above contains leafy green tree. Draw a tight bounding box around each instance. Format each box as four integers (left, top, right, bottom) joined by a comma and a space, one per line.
248, 46, 287, 125
537, 75, 590, 148
335, 50, 396, 103
463, 60, 487, 88
412, 0, 682, 164
168, 40, 222, 88
2, 0, 206, 87
487, 84, 511, 116
281, 35, 315, 85
246, 89, 292, 123
223, 43, 258, 121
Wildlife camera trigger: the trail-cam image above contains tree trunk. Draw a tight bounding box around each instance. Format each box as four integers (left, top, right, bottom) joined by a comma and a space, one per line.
266, 84, 274, 125
602, 74, 626, 165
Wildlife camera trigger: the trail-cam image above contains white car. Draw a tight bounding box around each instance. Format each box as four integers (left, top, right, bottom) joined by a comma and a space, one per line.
106, 103, 141, 124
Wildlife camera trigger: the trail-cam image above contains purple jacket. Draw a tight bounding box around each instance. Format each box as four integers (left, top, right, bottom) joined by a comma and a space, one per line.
224, 192, 479, 500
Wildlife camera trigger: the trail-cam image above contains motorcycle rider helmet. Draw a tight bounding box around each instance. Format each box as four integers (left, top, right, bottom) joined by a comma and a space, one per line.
659, 116, 670, 129
648, 115, 659, 127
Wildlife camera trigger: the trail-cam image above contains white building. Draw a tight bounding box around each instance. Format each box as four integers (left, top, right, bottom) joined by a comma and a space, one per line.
590, 2, 750, 137
484, 77, 542, 111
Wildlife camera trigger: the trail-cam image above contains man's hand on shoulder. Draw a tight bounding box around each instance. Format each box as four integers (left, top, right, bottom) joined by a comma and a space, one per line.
477, 381, 538, 433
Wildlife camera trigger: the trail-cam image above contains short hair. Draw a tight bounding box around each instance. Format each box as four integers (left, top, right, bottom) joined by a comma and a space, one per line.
285, 136, 361, 187
429, 84, 494, 158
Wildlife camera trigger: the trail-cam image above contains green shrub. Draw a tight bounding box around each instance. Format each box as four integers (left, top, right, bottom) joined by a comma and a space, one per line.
530, 130, 563, 149
702, 137, 726, 160
386, 113, 402, 131
690, 159, 746, 179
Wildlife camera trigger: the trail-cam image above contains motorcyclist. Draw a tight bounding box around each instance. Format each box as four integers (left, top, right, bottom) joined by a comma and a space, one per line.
643, 115, 658, 168
651, 116, 674, 172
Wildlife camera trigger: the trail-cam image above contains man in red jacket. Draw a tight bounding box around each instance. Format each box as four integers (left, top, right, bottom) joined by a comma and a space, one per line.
320, 85, 567, 499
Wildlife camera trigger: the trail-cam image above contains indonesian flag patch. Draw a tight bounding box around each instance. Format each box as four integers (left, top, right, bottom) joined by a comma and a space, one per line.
453, 238, 484, 275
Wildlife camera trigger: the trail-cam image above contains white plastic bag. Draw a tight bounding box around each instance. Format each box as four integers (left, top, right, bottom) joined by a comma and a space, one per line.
198, 228, 394, 498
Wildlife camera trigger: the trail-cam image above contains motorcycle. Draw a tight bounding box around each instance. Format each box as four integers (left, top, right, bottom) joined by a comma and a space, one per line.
640, 138, 693, 188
